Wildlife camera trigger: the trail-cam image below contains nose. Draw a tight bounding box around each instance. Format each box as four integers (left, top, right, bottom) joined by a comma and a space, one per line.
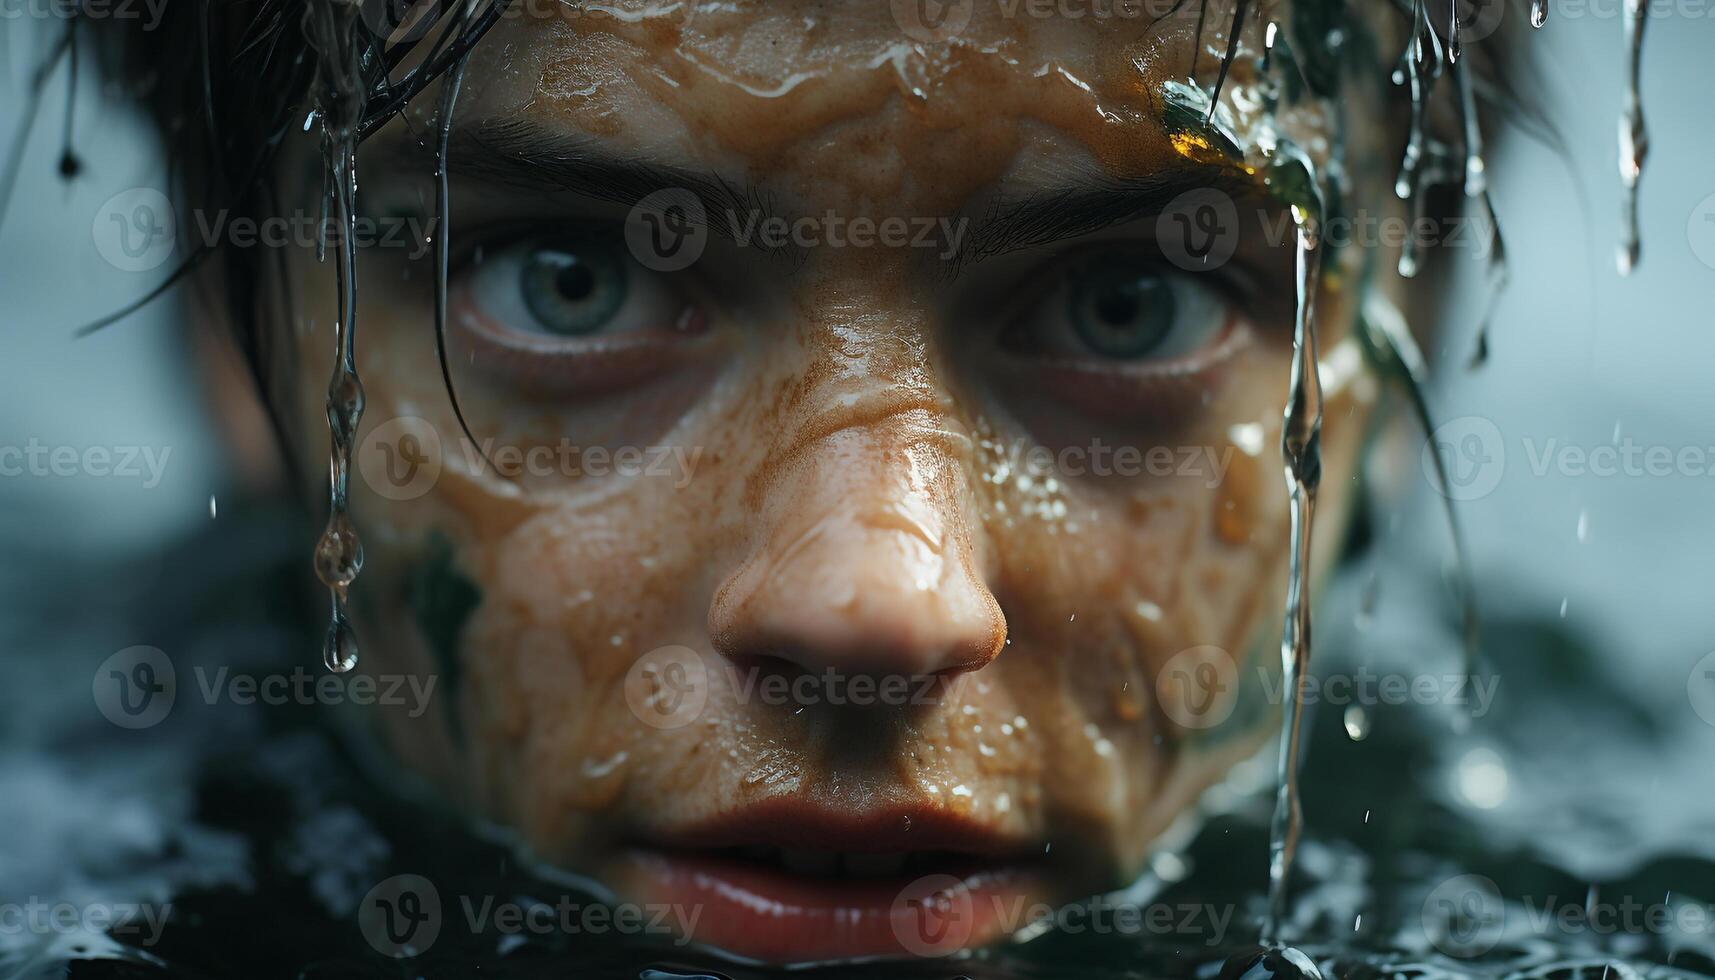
708, 409, 1006, 683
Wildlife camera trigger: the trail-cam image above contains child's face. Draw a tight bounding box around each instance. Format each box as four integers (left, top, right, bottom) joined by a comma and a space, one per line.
266, 0, 1391, 962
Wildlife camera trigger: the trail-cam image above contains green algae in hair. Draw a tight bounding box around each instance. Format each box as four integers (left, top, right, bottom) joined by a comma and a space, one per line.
408, 531, 482, 742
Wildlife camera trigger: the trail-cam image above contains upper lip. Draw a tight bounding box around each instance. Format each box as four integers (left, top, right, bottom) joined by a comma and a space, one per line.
635, 796, 1038, 859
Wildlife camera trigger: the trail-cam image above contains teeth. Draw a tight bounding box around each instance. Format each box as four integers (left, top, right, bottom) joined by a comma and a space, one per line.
843, 853, 906, 879
781, 849, 838, 876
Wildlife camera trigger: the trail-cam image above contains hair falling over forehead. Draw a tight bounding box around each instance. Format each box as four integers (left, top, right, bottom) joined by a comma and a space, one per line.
1, 0, 1664, 958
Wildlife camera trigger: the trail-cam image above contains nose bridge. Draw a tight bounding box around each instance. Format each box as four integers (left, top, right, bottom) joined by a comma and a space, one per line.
708, 365, 1006, 683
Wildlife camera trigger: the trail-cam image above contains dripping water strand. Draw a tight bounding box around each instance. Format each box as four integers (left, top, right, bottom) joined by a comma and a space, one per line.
306, 0, 371, 675
1452, 53, 1509, 368
1264, 201, 1324, 945
316, 136, 365, 674
1394, 0, 1444, 278
1616, 0, 1648, 275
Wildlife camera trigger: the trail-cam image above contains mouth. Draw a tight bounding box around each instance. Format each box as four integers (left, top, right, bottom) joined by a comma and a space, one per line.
608, 798, 1048, 963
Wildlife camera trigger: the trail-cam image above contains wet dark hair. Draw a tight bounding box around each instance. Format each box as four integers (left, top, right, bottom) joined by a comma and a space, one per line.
35, 0, 1542, 394
37, 2, 512, 443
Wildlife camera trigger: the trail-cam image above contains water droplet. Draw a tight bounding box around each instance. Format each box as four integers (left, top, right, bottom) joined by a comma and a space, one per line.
1343, 705, 1370, 741
323, 609, 359, 673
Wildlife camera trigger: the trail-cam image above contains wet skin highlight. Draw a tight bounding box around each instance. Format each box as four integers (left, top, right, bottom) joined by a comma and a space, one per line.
261, 0, 1402, 963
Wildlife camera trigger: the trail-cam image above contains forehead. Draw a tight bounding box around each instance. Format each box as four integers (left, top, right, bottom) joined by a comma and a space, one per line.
446, 0, 1285, 209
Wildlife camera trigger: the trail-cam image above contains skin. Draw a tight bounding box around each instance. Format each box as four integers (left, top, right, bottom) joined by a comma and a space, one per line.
240, 0, 1405, 960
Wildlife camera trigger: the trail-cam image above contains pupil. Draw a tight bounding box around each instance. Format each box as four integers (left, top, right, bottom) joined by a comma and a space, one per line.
1093, 280, 1141, 327
553, 257, 595, 302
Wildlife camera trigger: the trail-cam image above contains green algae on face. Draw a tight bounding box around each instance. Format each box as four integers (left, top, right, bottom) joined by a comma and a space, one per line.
407, 531, 482, 741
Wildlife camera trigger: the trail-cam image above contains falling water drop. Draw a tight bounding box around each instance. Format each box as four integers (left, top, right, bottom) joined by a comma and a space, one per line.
1532, 0, 1550, 28
1616, 0, 1649, 275
1394, 0, 1445, 279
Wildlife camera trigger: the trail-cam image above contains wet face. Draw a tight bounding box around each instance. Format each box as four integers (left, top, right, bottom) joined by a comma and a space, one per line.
265, 0, 1393, 963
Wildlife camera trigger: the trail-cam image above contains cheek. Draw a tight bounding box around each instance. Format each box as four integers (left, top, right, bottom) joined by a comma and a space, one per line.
975, 347, 1296, 676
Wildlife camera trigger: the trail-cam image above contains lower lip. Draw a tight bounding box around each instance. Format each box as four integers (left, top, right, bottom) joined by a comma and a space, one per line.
614, 849, 1040, 963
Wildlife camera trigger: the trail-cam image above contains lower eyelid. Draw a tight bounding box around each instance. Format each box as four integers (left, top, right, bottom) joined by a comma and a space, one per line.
997, 322, 1253, 425
450, 289, 707, 397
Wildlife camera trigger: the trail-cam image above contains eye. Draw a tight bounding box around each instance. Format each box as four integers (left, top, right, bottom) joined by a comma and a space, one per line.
462, 231, 683, 342
1006, 250, 1232, 364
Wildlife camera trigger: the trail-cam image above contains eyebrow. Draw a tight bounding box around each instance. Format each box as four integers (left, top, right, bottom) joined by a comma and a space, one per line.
954, 168, 1262, 271
375, 118, 1263, 270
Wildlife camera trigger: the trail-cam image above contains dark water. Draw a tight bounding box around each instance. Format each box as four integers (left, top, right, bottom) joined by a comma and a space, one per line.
3, 505, 1713, 980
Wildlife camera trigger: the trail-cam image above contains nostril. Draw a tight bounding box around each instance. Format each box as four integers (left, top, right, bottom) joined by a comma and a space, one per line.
721, 651, 808, 684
